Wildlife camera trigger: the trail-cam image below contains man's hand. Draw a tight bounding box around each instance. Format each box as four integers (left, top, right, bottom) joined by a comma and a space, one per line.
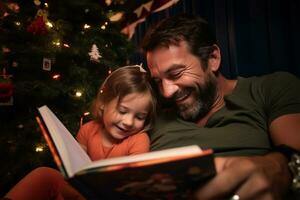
194, 153, 291, 200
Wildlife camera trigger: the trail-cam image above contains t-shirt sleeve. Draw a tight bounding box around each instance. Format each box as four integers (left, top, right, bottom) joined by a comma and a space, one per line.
127, 132, 150, 155
76, 123, 90, 147
260, 72, 300, 124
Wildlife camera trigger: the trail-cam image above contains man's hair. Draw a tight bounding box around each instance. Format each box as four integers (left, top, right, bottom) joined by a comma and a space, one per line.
142, 14, 217, 69
92, 65, 157, 131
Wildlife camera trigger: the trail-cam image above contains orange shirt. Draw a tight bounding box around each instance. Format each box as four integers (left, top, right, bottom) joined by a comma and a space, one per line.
76, 120, 150, 161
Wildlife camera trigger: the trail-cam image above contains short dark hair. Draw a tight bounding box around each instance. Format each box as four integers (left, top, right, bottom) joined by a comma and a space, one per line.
142, 14, 217, 69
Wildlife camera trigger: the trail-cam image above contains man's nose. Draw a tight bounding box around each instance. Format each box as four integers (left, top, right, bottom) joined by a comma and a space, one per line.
161, 79, 178, 98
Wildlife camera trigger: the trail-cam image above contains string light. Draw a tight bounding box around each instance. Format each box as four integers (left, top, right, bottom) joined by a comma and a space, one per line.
83, 112, 90, 116
15, 21, 21, 26
46, 21, 53, 28
35, 145, 44, 152
44, 3, 49, 8
109, 12, 124, 22
63, 43, 70, 48
75, 91, 82, 97
52, 74, 61, 80
84, 24, 91, 29
101, 25, 106, 30
80, 112, 90, 127
52, 40, 61, 47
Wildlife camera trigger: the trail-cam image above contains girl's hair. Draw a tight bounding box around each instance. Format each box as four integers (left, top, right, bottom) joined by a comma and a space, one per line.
91, 65, 157, 131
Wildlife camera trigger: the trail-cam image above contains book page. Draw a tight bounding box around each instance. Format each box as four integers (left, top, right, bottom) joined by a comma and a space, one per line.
38, 105, 92, 177
81, 145, 203, 171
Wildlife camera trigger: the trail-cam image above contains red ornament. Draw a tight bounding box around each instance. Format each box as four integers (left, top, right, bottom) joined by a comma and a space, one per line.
0, 81, 13, 102
27, 16, 48, 35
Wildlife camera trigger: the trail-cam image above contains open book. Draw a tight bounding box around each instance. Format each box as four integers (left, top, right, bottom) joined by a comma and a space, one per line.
36, 105, 216, 199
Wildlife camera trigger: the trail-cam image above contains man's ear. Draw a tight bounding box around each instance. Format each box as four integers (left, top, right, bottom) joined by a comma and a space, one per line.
208, 45, 221, 72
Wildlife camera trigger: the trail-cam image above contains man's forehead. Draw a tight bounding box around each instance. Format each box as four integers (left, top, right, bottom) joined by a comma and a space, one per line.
146, 45, 189, 77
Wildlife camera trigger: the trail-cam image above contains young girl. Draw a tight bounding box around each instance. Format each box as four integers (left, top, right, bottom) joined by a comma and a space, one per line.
4, 65, 157, 200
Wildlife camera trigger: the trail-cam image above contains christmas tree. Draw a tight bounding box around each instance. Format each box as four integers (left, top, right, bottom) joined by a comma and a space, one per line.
0, 0, 135, 194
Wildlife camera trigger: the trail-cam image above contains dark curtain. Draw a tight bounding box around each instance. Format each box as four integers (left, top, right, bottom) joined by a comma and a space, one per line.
129, 0, 300, 78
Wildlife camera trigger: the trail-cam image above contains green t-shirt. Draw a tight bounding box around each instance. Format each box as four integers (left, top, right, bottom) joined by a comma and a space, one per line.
150, 72, 300, 156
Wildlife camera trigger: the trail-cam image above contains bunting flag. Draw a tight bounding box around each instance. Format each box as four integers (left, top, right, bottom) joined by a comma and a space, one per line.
121, 0, 180, 39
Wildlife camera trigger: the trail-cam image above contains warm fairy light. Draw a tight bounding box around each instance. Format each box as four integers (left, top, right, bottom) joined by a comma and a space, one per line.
105, 21, 108, 25
105, 0, 112, 6
101, 25, 106, 30
108, 69, 112, 74
52, 40, 61, 47
83, 112, 90, 116
63, 43, 70, 48
75, 91, 82, 97
109, 12, 124, 22
84, 24, 91, 29
46, 21, 53, 28
52, 74, 60, 80
15, 21, 21, 26
35, 145, 44, 152
44, 3, 49, 8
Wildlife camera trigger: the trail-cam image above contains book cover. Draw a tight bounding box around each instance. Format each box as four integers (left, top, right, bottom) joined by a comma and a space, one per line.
36, 105, 216, 199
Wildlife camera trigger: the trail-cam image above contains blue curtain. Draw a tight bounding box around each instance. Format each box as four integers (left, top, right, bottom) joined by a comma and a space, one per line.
129, 0, 300, 78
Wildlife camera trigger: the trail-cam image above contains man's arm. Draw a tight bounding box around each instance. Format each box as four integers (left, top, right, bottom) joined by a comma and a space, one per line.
195, 153, 291, 199
270, 113, 300, 150
195, 113, 300, 200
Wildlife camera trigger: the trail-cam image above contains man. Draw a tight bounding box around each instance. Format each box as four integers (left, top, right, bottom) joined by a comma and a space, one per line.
142, 14, 300, 199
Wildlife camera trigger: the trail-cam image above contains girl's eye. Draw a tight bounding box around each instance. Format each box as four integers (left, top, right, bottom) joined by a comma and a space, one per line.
136, 115, 147, 121
118, 109, 126, 114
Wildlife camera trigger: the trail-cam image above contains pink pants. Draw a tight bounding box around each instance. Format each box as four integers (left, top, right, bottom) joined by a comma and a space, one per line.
4, 167, 85, 200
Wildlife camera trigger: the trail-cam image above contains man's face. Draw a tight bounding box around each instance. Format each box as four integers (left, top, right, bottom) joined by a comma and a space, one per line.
146, 41, 218, 121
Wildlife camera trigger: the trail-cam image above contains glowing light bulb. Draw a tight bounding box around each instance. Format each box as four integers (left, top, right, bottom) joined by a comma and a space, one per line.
84, 24, 91, 29
46, 21, 53, 28
75, 91, 82, 97
35, 146, 44, 152
52, 74, 60, 80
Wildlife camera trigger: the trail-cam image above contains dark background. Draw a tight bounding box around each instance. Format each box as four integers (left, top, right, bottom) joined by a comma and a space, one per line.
130, 0, 300, 79
1, 0, 300, 197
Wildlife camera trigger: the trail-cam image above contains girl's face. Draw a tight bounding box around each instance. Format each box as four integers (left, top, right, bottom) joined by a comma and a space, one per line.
102, 92, 151, 141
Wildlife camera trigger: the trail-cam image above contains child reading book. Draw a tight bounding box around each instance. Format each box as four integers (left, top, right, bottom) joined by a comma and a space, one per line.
4, 65, 157, 200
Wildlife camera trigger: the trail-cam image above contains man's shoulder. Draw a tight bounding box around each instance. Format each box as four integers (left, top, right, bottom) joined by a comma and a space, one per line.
244, 71, 298, 82
237, 71, 299, 90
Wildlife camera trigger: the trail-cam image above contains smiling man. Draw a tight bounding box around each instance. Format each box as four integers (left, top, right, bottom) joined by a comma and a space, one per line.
142, 14, 300, 200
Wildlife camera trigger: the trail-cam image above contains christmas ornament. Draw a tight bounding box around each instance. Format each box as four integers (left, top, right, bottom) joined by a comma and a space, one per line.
0, 69, 13, 105
0, 82, 13, 102
88, 44, 102, 63
42, 58, 51, 71
27, 16, 47, 35
27, 9, 49, 35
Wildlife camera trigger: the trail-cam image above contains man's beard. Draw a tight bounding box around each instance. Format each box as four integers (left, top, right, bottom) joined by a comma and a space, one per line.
174, 74, 217, 122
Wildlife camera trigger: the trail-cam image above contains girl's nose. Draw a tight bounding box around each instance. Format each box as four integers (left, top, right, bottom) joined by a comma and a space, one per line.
122, 115, 134, 128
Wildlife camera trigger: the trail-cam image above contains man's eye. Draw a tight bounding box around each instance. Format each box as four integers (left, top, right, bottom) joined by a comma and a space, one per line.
169, 71, 182, 80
